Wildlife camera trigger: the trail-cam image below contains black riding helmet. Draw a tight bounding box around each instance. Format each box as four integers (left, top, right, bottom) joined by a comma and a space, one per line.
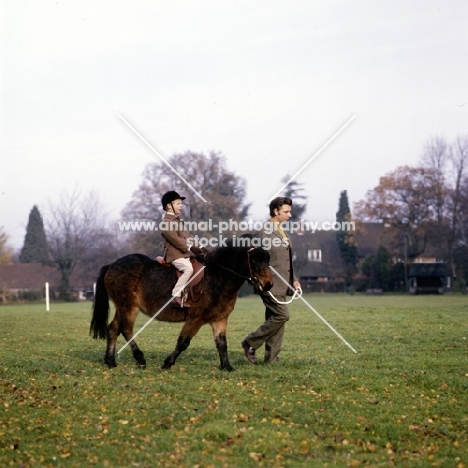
161, 191, 186, 210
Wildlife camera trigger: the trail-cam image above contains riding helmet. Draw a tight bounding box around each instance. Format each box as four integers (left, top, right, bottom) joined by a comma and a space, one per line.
161, 190, 186, 210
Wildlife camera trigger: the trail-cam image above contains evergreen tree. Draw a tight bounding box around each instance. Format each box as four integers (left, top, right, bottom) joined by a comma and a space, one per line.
19, 206, 49, 263
361, 246, 402, 291
280, 175, 307, 220
336, 190, 358, 285
362, 246, 392, 290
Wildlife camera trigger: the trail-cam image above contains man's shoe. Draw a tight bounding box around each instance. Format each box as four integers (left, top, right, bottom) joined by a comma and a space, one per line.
171, 296, 190, 308
241, 340, 256, 364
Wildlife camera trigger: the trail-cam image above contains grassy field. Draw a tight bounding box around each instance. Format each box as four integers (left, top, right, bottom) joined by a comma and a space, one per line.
1, 294, 467, 467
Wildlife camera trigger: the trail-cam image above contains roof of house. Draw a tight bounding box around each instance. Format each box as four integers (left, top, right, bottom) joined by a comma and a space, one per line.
290, 230, 344, 278
415, 235, 446, 260
355, 222, 388, 257
408, 263, 452, 277
280, 221, 452, 280
354, 222, 449, 261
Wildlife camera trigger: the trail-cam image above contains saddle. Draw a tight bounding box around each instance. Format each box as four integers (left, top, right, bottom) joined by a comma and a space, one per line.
155, 256, 205, 303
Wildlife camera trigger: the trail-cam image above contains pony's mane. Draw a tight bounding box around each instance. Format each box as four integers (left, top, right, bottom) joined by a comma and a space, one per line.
204, 233, 259, 266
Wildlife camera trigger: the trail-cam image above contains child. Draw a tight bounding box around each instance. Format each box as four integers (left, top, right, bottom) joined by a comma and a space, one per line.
160, 191, 202, 308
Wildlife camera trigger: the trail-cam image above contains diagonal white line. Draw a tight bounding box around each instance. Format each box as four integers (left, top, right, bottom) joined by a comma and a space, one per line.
117, 265, 206, 355
269, 114, 356, 201
269, 266, 357, 354
297, 295, 357, 354
118, 114, 208, 203
268, 266, 301, 296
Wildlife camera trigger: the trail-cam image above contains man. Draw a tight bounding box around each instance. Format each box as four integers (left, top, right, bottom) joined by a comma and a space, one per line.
160, 190, 202, 308
241, 196, 301, 364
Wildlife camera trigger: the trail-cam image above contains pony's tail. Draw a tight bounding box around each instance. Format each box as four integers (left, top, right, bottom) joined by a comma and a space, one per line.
90, 265, 110, 340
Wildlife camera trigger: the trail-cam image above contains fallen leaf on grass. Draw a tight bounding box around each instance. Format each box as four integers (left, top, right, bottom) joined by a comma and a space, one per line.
221, 437, 234, 447
366, 443, 377, 453
249, 452, 265, 462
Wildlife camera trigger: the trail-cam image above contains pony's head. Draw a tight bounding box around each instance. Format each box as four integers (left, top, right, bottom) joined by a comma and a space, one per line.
214, 233, 273, 292
246, 245, 273, 292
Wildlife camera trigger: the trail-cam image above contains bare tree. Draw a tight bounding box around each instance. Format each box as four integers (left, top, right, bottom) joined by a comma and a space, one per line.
454, 177, 468, 289
421, 136, 449, 223
0, 227, 13, 263
447, 136, 468, 264
421, 135, 468, 265
458, 177, 468, 246
46, 189, 114, 299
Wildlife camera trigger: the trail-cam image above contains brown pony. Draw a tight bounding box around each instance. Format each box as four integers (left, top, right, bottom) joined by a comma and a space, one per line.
90, 239, 273, 371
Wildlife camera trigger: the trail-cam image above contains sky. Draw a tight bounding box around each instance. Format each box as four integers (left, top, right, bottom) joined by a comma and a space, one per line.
1, 0, 467, 251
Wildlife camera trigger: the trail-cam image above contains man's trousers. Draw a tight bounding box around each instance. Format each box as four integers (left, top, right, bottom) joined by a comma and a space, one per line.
244, 293, 290, 363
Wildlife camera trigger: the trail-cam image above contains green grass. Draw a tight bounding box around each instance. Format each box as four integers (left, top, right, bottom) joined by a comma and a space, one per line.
1, 294, 467, 467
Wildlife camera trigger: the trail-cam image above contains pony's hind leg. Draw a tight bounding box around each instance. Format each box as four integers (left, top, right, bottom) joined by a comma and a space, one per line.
210, 317, 234, 371
120, 306, 147, 369
105, 317, 119, 368
104, 307, 146, 369
161, 319, 203, 370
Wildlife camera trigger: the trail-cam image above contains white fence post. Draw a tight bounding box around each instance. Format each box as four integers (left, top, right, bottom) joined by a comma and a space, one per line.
45, 282, 50, 311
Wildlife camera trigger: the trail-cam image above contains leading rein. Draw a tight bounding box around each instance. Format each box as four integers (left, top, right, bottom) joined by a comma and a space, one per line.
267, 287, 303, 304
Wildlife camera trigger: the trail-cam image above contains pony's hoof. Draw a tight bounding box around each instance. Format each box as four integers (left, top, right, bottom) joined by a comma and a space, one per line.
137, 363, 146, 370
158, 365, 171, 371
221, 364, 235, 372
105, 360, 117, 368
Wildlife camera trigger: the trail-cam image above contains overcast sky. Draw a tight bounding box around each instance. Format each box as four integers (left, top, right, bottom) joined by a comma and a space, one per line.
1, 0, 467, 250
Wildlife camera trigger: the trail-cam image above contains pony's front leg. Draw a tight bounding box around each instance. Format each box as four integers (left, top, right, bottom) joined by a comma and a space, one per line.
161, 319, 203, 370
210, 317, 234, 371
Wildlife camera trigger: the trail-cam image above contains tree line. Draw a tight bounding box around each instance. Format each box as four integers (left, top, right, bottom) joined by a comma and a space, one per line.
350, 136, 468, 291
1, 152, 254, 299
1, 136, 467, 297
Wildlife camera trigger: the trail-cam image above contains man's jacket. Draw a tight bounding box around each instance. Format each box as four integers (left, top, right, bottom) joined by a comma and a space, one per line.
261, 222, 297, 296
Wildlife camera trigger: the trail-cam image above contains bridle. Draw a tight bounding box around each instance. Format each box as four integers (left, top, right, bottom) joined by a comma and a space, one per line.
215, 248, 264, 289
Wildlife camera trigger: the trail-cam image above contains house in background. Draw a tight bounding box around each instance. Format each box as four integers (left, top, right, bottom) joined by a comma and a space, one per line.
408, 238, 453, 294
290, 230, 345, 292
0, 264, 92, 303
289, 223, 392, 293
408, 263, 452, 294
354, 222, 452, 293
290, 221, 453, 294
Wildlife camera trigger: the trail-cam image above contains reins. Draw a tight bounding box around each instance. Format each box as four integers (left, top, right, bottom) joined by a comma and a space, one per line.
209, 247, 302, 301
214, 248, 260, 285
